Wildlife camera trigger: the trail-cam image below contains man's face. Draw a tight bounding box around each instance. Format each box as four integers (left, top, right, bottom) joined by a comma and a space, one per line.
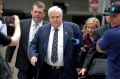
31, 5, 45, 23
0, 5, 3, 18
49, 11, 62, 28
109, 14, 120, 27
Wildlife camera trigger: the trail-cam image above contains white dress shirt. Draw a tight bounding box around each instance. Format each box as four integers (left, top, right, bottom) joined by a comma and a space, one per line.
45, 23, 64, 66
0, 20, 7, 35
29, 19, 43, 44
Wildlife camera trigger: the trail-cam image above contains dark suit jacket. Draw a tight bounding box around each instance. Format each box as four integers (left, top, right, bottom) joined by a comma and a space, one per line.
5, 19, 48, 71
82, 24, 109, 70
29, 21, 81, 79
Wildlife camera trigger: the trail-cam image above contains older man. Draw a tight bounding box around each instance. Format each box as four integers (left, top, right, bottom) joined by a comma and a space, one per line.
96, 1, 120, 79
29, 6, 81, 79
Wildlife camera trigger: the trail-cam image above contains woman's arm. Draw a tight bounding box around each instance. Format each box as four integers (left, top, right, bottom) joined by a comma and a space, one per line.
9, 15, 21, 46
0, 15, 20, 46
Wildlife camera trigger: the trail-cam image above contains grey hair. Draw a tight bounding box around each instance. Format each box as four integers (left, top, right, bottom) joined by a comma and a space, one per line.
48, 6, 63, 17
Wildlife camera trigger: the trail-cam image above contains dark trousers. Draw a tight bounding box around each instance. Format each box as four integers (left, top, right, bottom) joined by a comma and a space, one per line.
0, 54, 12, 79
89, 75, 106, 79
39, 62, 66, 79
17, 65, 36, 79
82, 75, 106, 79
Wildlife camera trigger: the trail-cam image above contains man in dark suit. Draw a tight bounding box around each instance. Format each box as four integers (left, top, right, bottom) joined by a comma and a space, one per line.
5, 1, 48, 79
29, 6, 82, 79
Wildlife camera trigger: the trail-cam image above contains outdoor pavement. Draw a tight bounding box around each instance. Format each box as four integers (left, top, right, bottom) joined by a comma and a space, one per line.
0, 46, 18, 79
0, 46, 81, 79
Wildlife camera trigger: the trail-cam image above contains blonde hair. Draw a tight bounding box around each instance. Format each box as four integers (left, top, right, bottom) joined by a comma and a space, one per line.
82, 17, 100, 34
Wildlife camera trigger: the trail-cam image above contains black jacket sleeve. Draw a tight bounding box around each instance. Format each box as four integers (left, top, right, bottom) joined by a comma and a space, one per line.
0, 32, 11, 46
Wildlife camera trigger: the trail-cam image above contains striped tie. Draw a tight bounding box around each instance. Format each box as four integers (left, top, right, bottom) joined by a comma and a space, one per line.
32, 24, 38, 39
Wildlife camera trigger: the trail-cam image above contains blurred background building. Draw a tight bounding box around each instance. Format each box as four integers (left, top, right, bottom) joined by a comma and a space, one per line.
3, 0, 118, 27
3, 0, 120, 26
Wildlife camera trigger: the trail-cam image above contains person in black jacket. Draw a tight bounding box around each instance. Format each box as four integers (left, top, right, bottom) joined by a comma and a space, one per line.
5, 1, 49, 79
0, 15, 20, 46
78, 7, 110, 79
0, 1, 20, 79
0, 0, 20, 46
0, 15, 20, 79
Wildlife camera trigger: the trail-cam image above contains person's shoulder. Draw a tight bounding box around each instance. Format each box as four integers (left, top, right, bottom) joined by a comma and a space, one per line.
41, 23, 50, 29
63, 21, 78, 26
37, 23, 50, 34
63, 21, 80, 30
20, 19, 31, 22
96, 24, 108, 31
108, 26, 120, 34
63, 21, 81, 33
43, 20, 49, 24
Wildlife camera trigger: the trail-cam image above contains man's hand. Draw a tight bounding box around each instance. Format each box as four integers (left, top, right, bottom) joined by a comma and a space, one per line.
30, 56, 37, 66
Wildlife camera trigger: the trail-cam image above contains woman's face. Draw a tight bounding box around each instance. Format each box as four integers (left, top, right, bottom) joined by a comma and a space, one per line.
86, 23, 97, 36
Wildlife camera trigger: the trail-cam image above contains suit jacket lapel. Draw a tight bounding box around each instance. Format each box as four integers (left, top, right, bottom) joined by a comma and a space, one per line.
44, 25, 51, 53
63, 22, 68, 51
42, 20, 49, 25
21, 19, 31, 47
26, 20, 31, 39
26, 20, 32, 47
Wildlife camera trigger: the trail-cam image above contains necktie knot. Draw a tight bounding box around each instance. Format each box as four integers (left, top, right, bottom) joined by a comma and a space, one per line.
54, 28, 58, 32
35, 23, 38, 27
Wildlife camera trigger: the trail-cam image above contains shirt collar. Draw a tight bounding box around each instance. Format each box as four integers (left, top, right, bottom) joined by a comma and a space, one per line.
31, 19, 43, 27
51, 23, 63, 31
